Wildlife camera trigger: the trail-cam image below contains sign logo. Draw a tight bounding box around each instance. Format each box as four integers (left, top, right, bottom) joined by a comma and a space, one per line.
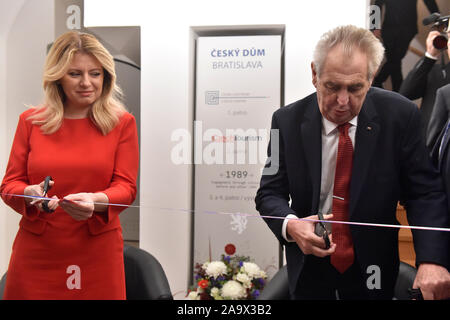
230, 213, 248, 234
205, 91, 220, 105
204, 91, 269, 106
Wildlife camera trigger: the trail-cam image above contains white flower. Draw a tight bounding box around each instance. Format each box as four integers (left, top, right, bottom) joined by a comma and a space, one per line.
210, 287, 224, 300
259, 270, 267, 279
241, 262, 264, 279
202, 261, 210, 270
210, 287, 220, 299
235, 273, 252, 288
211, 287, 219, 296
203, 261, 227, 278
188, 291, 200, 300
220, 280, 247, 300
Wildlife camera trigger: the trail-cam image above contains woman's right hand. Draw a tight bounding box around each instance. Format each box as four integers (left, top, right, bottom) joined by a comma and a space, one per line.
24, 180, 59, 212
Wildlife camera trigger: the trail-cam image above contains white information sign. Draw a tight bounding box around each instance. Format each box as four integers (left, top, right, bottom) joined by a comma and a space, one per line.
194, 35, 282, 279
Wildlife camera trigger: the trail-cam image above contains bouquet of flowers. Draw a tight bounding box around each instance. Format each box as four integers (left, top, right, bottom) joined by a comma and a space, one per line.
188, 244, 267, 300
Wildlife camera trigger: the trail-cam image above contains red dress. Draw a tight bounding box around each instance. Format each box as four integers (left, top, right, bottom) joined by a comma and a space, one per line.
0, 109, 139, 299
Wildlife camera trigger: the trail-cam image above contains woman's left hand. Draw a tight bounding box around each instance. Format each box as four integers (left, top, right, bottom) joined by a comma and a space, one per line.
59, 193, 96, 221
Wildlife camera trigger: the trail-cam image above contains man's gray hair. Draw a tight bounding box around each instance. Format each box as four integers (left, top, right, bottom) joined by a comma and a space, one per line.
313, 25, 385, 80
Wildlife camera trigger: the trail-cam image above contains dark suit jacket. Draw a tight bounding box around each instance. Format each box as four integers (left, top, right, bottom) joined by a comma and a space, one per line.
430, 85, 450, 210
374, 0, 439, 33
427, 84, 450, 150
399, 56, 450, 137
256, 87, 449, 299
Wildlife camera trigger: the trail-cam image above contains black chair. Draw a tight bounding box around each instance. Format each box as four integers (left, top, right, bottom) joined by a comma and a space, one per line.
393, 261, 417, 300
123, 245, 173, 300
0, 272, 6, 300
257, 261, 417, 300
0, 244, 172, 300
257, 265, 289, 300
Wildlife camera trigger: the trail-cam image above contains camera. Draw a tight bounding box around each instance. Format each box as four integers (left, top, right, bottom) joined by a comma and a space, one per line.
423, 12, 449, 50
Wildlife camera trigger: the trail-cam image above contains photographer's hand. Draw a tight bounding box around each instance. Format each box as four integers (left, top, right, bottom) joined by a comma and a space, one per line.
372, 29, 381, 40
426, 30, 442, 59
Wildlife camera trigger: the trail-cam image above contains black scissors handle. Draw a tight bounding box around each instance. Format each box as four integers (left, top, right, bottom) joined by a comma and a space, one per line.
317, 212, 331, 249
42, 176, 54, 213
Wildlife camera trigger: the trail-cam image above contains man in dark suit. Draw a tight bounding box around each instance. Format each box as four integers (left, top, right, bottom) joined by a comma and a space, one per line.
372, 0, 439, 92
256, 25, 450, 300
400, 29, 450, 141
429, 85, 450, 204
427, 83, 450, 150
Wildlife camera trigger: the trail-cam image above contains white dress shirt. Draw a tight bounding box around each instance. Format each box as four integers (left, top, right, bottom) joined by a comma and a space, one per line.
281, 116, 358, 241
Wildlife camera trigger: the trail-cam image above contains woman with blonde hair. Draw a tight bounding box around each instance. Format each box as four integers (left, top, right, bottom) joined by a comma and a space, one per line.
0, 31, 139, 299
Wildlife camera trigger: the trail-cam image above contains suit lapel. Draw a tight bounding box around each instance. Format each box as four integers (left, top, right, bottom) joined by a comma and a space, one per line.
430, 131, 441, 167
438, 120, 450, 169
437, 86, 450, 167
300, 96, 322, 213
349, 96, 380, 217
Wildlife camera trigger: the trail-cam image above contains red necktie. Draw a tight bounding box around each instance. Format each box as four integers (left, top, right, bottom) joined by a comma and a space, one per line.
330, 123, 355, 273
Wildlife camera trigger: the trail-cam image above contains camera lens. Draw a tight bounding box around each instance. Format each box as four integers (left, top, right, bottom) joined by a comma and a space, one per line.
433, 33, 448, 50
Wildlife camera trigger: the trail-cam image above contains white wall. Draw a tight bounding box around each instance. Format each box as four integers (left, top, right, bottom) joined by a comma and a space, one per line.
0, 0, 26, 276
0, 0, 54, 275
85, 0, 367, 298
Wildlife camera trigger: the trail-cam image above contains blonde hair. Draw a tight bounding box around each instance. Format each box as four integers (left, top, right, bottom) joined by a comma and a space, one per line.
29, 31, 126, 135
313, 25, 385, 80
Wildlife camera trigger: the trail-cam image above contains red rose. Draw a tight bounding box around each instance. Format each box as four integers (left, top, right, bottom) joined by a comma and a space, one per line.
198, 279, 209, 289
225, 243, 236, 255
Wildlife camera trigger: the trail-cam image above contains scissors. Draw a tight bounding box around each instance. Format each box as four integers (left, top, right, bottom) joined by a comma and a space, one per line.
41, 176, 54, 213
315, 212, 331, 249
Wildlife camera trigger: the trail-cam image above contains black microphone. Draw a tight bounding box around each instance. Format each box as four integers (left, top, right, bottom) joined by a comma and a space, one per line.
423, 12, 441, 26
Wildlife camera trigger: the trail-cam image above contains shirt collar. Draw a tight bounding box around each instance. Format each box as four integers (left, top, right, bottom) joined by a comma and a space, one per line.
322, 116, 358, 136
